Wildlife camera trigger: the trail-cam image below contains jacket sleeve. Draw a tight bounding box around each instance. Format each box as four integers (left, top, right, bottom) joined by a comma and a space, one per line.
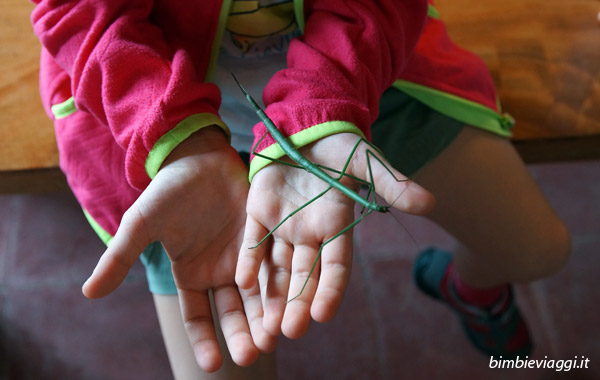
31, 0, 228, 190
248, 0, 428, 179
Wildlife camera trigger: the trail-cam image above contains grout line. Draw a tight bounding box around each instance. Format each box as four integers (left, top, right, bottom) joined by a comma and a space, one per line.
1, 196, 22, 289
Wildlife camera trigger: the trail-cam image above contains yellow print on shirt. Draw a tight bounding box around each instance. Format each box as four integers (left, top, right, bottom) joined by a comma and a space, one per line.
227, 0, 297, 53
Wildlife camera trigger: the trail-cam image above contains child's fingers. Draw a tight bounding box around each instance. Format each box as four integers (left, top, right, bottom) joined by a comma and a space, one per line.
212, 285, 261, 368
262, 239, 294, 336
177, 288, 223, 372
310, 232, 353, 323
239, 284, 278, 353
82, 210, 149, 298
236, 216, 269, 289
281, 244, 320, 339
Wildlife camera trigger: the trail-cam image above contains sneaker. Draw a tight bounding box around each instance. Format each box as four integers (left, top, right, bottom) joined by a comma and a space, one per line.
413, 247, 534, 358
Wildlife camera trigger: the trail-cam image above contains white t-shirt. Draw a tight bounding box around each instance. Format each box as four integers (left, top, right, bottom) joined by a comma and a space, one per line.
212, 0, 301, 152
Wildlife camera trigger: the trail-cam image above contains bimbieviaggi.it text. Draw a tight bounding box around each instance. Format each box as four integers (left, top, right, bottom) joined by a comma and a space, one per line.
490, 356, 590, 371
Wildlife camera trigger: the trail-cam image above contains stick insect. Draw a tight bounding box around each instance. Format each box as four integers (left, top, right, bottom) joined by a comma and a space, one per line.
233, 74, 411, 302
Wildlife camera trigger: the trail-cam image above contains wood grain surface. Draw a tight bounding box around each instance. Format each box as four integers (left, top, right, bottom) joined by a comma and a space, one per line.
436, 0, 600, 140
0, 1, 58, 172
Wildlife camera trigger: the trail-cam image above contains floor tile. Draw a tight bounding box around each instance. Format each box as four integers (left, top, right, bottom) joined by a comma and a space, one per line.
0, 278, 171, 380
354, 206, 460, 261
531, 236, 600, 359
528, 161, 600, 238
0, 195, 20, 285
0, 191, 168, 380
4, 193, 115, 288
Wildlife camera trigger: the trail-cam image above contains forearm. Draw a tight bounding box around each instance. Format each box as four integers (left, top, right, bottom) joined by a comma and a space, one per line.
32, 0, 228, 190
248, 0, 428, 178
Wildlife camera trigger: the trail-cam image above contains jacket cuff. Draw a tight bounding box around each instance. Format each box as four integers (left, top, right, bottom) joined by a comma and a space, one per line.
145, 113, 231, 179
248, 120, 364, 182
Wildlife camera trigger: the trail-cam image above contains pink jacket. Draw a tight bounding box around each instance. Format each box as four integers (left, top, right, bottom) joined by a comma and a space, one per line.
31, 0, 509, 242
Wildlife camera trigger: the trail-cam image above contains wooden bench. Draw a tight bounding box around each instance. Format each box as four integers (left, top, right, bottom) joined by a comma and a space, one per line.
2, 0, 599, 193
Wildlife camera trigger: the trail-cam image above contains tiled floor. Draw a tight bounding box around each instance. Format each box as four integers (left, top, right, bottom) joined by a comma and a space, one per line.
1, 160, 599, 380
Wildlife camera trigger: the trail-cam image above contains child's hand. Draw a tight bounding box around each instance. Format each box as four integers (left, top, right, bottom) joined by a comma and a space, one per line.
82, 126, 276, 372
236, 133, 435, 339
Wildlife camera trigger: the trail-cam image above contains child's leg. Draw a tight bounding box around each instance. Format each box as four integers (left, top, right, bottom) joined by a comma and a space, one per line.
414, 126, 570, 288
409, 126, 570, 357
153, 294, 277, 380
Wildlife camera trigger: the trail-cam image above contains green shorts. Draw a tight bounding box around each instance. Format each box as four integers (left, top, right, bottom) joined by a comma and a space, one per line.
142, 87, 512, 294
140, 241, 178, 294
372, 88, 464, 178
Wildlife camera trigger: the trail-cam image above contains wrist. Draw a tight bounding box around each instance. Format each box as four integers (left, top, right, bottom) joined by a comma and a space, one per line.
161, 125, 230, 169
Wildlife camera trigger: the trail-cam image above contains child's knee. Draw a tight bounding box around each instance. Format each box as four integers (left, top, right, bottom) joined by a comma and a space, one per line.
543, 219, 571, 274
520, 217, 571, 280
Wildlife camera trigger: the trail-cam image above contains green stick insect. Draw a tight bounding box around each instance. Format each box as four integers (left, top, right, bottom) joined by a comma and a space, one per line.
233, 74, 411, 302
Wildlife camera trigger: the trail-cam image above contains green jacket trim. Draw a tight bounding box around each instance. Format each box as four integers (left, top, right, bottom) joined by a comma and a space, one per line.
145, 113, 231, 180
51, 97, 77, 119
83, 209, 113, 246
393, 80, 514, 137
248, 120, 365, 181
427, 4, 440, 19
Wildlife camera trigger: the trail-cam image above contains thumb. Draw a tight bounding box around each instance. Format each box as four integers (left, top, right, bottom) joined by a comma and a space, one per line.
82, 209, 151, 298
354, 147, 435, 215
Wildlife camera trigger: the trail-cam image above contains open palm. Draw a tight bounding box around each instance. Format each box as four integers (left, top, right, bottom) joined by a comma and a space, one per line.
237, 133, 435, 340
82, 127, 276, 372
